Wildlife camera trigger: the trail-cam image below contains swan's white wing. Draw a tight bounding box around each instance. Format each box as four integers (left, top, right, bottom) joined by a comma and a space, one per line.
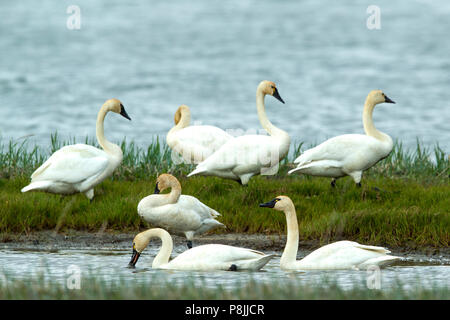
294, 134, 375, 165
298, 241, 393, 269
139, 204, 203, 231
168, 126, 232, 162
178, 195, 221, 218
30, 144, 109, 184
166, 244, 269, 270
174, 126, 232, 150
190, 135, 283, 174
138, 195, 223, 233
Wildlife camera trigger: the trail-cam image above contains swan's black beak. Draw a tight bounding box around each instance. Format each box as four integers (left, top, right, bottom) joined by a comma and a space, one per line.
128, 249, 140, 268
259, 199, 278, 208
154, 182, 160, 194
120, 104, 132, 120
384, 95, 395, 104
273, 88, 285, 104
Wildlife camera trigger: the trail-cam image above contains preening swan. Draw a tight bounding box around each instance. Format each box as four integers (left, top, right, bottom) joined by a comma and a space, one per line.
166, 105, 232, 164
259, 196, 400, 270
288, 90, 395, 187
21, 99, 131, 200
187, 80, 290, 185
137, 174, 225, 248
128, 228, 274, 271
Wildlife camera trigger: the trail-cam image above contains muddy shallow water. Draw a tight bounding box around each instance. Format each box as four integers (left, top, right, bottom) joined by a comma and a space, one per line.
1, 232, 448, 292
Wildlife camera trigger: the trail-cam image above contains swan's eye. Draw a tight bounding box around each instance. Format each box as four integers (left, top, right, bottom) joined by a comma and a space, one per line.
271, 86, 275, 89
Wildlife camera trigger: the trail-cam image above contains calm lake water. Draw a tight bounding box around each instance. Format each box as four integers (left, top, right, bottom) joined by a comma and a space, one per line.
1, 246, 448, 292
0, 1, 449, 152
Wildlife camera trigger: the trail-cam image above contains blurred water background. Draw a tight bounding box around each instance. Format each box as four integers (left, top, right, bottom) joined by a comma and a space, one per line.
1, 0, 449, 152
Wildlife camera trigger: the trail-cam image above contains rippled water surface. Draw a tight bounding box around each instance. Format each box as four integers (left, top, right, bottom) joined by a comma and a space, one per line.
1, 247, 448, 292
1, 0, 449, 151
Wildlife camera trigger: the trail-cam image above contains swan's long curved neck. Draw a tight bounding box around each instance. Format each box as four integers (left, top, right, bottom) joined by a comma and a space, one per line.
169, 109, 191, 135
256, 90, 288, 139
159, 183, 182, 205
96, 106, 122, 156
280, 203, 300, 267
142, 229, 173, 268
362, 99, 389, 142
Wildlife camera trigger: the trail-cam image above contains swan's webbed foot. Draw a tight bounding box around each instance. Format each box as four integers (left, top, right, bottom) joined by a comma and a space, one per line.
186, 240, 193, 249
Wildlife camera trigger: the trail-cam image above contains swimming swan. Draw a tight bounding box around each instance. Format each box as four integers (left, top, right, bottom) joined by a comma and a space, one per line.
187, 80, 290, 185
128, 228, 274, 271
166, 105, 232, 164
137, 174, 225, 248
259, 196, 401, 270
288, 90, 395, 187
21, 98, 131, 200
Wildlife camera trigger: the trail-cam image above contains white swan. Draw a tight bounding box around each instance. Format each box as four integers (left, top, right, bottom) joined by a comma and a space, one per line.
128, 228, 274, 271
259, 196, 401, 270
288, 90, 395, 187
166, 105, 232, 164
21, 98, 131, 200
137, 174, 225, 248
187, 80, 290, 185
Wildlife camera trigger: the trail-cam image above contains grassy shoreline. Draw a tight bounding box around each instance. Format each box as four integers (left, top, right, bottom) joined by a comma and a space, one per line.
0, 135, 449, 248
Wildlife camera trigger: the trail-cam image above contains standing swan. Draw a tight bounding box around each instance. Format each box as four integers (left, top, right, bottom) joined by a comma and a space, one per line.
137, 174, 225, 248
21, 99, 131, 200
128, 228, 274, 271
288, 90, 395, 187
166, 105, 232, 164
187, 80, 290, 185
259, 196, 400, 270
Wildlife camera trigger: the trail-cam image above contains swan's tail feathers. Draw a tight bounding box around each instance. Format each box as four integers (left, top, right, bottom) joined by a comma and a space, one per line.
187, 166, 207, 177
288, 160, 316, 175
209, 219, 226, 228
21, 181, 51, 193
355, 243, 391, 254
237, 254, 275, 271
293, 156, 303, 164
254, 254, 276, 270
197, 219, 226, 235
288, 166, 302, 175
359, 255, 402, 269
210, 208, 221, 217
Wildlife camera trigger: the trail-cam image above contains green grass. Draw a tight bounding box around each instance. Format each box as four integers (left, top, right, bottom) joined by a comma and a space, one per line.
0, 273, 448, 300
0, 135, 449, 248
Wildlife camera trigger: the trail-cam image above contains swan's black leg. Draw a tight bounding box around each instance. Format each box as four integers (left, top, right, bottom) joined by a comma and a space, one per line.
237, 179, 248, 187
331, 179, 336, 188
356, 182, 362, 188
187, 240, 193, 249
